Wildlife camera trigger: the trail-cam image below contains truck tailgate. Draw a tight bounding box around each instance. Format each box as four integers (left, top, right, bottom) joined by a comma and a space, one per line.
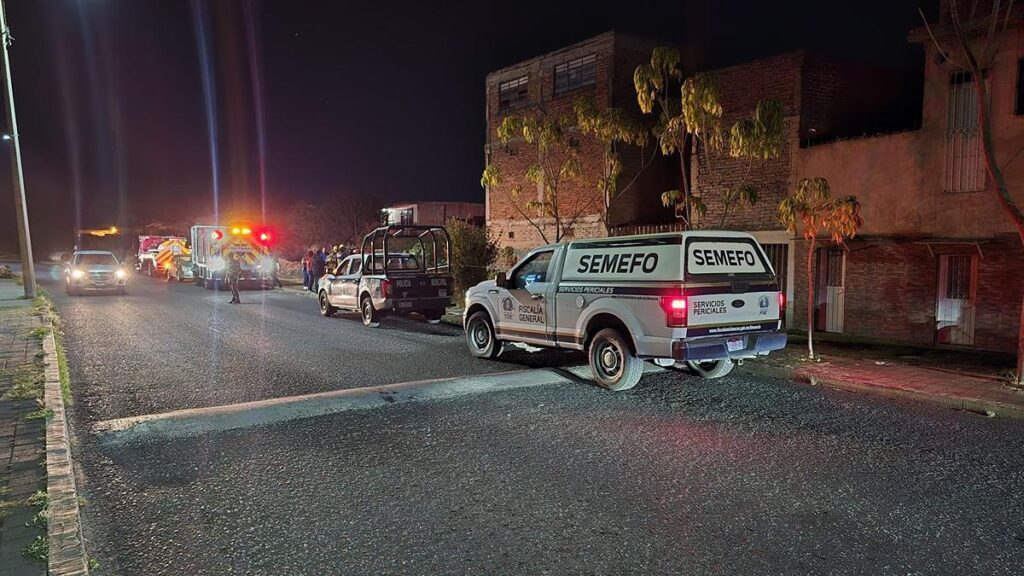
688, 289, 780, 328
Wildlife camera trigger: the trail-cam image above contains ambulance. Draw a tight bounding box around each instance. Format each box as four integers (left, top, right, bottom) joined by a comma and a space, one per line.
463, 231, 787, 391
189, 224, 274, 289
136, 235, 189, 276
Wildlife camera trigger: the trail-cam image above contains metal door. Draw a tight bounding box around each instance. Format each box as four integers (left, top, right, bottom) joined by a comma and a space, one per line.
761, 243, 789, 327
815, 248, 845, 333
935, 254, 977, 346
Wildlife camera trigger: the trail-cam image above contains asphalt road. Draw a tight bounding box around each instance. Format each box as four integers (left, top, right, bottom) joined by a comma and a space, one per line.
80, 371, 1024, 576
38, 267, 1024, 575
39, 267, 572, 423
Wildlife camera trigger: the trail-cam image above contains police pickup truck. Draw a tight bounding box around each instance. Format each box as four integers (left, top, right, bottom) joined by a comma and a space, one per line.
318, 225, 454, 327
463, 231, 787, 390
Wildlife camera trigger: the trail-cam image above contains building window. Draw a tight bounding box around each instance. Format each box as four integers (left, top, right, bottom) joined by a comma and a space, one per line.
499, 76, 529, 112
944, 70, 985, 193
554, 53, 596, 96
1015, 59, 1024, 116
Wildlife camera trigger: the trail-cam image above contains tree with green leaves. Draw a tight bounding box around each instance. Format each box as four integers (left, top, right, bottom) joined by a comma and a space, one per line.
481, 110, 589, 244
446, 217, 498, 297
634, 48, 784, 228
573, 96, 653, 227
920, 0, 1024, 382
779, 177, 863, 360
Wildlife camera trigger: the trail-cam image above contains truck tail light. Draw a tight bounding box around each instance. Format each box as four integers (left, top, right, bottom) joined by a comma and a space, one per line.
380, 279, 390, 299
660, 295, 687, 327
779, 292, 786, 317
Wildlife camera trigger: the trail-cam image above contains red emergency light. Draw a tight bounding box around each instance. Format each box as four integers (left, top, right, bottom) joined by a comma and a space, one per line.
211, 230, 223, 240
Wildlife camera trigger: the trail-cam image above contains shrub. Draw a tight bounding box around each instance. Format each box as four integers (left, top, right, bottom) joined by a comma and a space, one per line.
446, 218, 497, 298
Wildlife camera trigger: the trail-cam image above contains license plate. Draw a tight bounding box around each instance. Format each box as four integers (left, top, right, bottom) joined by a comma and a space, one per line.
94, 283, 107, 287
398, 301, 414, 309
726, 337, 745, 352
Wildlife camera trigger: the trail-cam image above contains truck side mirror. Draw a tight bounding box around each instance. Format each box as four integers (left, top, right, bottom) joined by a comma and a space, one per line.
495, 272, 507, 288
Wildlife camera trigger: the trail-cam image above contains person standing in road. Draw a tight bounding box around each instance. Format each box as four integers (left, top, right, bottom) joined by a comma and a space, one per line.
303, 250, 315, 291
270, 256, 283, 290
226, 252, 242, 304
312, 247, 327, 292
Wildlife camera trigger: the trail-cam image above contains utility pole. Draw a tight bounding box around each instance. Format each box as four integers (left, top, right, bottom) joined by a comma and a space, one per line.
0, 0, 35, 298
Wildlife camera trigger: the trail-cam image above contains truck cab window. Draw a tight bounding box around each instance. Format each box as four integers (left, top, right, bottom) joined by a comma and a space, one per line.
512, 251, 553, 289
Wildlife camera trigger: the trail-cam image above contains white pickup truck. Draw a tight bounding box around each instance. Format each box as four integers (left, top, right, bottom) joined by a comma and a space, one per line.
463, 231, 787, 390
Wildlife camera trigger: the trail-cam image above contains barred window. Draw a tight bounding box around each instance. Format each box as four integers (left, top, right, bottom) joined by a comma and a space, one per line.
499, 76, 529, 112
944, 70, 986, 193
554, 54, 596, 96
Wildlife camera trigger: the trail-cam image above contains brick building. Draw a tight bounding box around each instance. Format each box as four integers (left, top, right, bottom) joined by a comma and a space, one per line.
483, 31, 677, 255
678, 8, 1024, 353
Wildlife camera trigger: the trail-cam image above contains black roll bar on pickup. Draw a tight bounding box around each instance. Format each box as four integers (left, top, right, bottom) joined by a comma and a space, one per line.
360, 225, 453, 275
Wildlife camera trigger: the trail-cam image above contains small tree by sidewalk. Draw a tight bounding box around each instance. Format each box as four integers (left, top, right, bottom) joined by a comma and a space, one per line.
778, 177, 863, 360
480, 110, 589, 244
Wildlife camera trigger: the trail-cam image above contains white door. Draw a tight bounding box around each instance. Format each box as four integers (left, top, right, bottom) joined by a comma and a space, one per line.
816, 248, 845, 333
936, 254, 977, 346
490, 250, 555, 345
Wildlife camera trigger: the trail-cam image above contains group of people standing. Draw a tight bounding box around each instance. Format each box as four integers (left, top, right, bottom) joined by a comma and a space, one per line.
302, 248, 328, 292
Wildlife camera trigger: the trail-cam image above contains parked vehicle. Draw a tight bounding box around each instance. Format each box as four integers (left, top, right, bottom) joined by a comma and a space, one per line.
165, 255, 195, 282
463, 231, 787, 390
65, 250, 129, 296
317, 225, 454, 326
190, 224, 274, 289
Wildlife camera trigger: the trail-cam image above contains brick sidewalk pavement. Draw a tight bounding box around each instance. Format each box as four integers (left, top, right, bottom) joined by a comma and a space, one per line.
0, 283, 47, 576
748, 342, 1024, 419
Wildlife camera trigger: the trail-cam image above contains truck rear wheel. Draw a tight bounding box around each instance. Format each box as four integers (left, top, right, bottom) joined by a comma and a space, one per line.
361, 296, 380, 327
466, 311, 502, 359
685, 359, 735, 379
588, 328, 643, 391
319, 291, 336, 318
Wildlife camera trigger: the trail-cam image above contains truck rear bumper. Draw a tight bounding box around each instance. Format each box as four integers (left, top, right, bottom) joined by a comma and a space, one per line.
671, 331, 787, 362
386, 297, 453, 313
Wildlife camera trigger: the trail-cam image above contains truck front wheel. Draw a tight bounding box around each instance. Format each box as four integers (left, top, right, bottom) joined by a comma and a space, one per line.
466, 311, 502, 359
588, 328, 643, 391
319, 291, 336, 317
361, 296, 380, 327
685, 359, 735, 379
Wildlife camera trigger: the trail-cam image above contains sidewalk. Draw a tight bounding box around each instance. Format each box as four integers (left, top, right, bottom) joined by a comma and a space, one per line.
748, 339, 1024, 419
0, 282, 46, 576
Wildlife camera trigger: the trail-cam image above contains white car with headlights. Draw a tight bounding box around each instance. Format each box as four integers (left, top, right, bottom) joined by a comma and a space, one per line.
65, 250, 129, 295
463, 231, 787, 391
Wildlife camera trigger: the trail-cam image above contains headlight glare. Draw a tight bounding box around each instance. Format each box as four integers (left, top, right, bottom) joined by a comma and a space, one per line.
70, 269, 84, 279
115, 269, 128, 279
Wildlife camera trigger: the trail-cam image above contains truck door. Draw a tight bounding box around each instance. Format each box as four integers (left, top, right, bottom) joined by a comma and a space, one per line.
324, 258, 350, 305
491, 249, 555, 346
340, 256, 362, 309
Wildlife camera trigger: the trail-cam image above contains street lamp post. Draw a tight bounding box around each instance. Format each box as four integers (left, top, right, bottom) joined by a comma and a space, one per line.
0, 0, 36, 298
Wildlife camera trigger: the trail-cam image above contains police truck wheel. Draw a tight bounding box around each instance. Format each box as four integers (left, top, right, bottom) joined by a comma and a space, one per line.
685, 359, 735, 379
319, 291, 336, 318
466, 311, 502, 359
361, 296, 379, 327
588, 328, 643, 391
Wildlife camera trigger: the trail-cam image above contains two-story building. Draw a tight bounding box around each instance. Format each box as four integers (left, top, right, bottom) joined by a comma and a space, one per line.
789, 5, 1024, 353
483, 31, 677, 254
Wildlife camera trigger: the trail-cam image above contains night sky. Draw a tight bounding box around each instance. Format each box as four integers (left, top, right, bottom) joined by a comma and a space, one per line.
0, 0, 933, 253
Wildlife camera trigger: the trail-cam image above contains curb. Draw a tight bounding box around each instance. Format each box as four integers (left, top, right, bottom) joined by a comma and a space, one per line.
745, 363, 1024, 420
42, 330, 90, 575
95, 368, 571, 444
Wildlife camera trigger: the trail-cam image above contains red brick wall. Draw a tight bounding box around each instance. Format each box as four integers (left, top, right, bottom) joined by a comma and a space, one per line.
791, 236, 1023, 353
695, 53, 802, 230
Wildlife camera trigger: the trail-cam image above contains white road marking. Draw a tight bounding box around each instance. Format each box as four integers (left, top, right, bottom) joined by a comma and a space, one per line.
95, 368, 573, 444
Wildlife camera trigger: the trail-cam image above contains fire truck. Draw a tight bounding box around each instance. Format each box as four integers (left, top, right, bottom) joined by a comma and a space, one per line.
136, 235, 189, 276
190, 224, 274, 289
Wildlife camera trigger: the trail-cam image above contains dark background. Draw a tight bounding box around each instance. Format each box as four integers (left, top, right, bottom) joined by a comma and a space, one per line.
0, 0, 932, 253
